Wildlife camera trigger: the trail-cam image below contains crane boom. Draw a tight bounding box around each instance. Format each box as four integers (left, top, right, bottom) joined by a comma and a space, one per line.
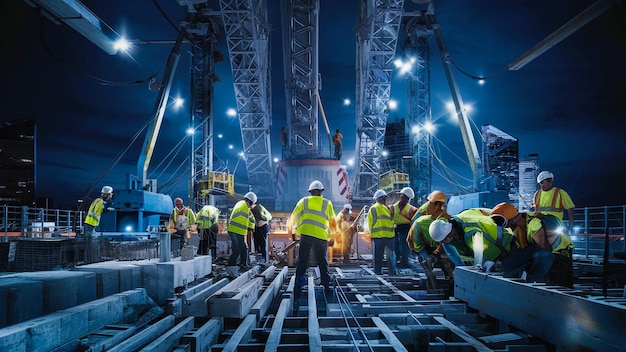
432, 23, 482, 191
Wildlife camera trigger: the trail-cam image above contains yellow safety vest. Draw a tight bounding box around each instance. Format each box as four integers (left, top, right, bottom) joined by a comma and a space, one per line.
532, 187, 575, 221
291, 196, 335, 241
392, 202, 417, 225
456, 210, 514, 262
227, 200, 254, 236
367, 203, 394, 239
526, 217, 574, 254
197, 205, 219, 229
408, 215, 438, 252
85, 198, 104, 226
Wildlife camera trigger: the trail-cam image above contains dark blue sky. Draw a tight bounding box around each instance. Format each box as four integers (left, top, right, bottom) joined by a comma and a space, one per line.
1, 0, 625, 209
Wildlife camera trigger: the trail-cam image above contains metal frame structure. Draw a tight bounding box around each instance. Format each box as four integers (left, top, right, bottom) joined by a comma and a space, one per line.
281, 0, 321, 159
219, 0, 275, 202
353, 0, 405, 200
402, 8, 433, 205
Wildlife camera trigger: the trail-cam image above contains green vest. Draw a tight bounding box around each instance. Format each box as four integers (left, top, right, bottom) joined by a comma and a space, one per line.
227, 200, 254, 236
456, 209, 514, 262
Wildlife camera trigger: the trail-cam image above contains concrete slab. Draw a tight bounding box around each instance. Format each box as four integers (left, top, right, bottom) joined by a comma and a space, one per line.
0, 277, 44, 328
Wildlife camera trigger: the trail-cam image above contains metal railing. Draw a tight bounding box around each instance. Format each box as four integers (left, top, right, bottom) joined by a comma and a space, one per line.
571, 205, 625, 259
1, 205, 85, 240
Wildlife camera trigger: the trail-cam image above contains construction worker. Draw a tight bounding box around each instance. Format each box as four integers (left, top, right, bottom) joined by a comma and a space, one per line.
169, 197, 197, 252
407, 214, 455, 279
332, 129, 343, 160
391, 187, 417, 268
336, 203, 359, 263
532, 171, 575, 234
367, 189, 396, 275
83, 185, 114, 264
492, 202, 572, 287
412, 190, 451, 221
429, 209, 520, 273
196, 204, 220, 257
289, 180, 336, 295
251, 202, 272, 264
226, 192, 257, 277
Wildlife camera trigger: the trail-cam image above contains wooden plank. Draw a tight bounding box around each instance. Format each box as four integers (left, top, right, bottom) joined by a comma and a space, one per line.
139, 316, 195, 352
433, 316, 493, 352
307, 276, 322, 350
108, 315, 175, 352
371, 317, 409, 352
181, 318, 222, 352
264, 298, 291, 352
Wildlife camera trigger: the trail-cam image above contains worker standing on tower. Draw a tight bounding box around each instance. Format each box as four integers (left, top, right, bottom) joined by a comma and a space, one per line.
226, 192, 257, 277
251, 202, 272, 265
83, 185, 114, 263
196, 204, 220, 257
332, 129, 343, 160
169, 198, 197, 252
391, 187, 417, 269
367, 189, 396, 275
532, 171, 575, 234
289, 180, 336, 296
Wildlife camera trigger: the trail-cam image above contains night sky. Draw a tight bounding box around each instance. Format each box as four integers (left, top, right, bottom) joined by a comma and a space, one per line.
1, 0, 625, 209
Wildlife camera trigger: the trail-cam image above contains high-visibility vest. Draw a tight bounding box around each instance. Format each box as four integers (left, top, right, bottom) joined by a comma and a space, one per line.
456, 210, 515, 262
227, 200, 254, 236
533, 187, 574, 221
197, 205, 220, 229
407, 214, 438, 252
392, 202, 417, 225
85, 198, 104, 226
291, 196, 335, 241
170, 207, 196, 231
527, 216, 574, 254
368, 203, 394, 239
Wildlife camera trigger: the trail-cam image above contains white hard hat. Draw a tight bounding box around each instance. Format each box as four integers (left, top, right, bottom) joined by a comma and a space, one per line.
537, 171, 554, 184
101, 186, 113, 194
400, 187, 415, 199
429, 219, 453, 242
343, 204, 352, 210
308, 180, 324, 191
244, 192, 257, 204
373, 189, 387, 200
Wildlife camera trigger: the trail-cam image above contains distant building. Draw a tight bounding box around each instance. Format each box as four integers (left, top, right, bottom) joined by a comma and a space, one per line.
0, 119, 36, 206
518, 154, 540, 211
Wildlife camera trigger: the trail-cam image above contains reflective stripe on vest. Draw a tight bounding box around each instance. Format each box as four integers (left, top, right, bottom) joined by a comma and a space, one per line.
299, 198, 330, 232
393, 203, 414, 225
534, 187, 562, 212
370, 204, 394, 238
85, 198, 103, 226
228, 201, 252, 236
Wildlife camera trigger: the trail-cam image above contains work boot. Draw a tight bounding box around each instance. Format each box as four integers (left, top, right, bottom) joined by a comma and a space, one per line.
226, 266, 240, 278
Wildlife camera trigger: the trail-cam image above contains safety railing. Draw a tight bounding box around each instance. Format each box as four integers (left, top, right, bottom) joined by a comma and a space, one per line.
571, 205, 625, 260
1, 205, 85, 240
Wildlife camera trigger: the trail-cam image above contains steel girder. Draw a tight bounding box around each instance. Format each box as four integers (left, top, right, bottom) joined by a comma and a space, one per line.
219, 0, 275, 200
281, 0, 320, 159
403, 12, 433, 205
353, 0, 405, 200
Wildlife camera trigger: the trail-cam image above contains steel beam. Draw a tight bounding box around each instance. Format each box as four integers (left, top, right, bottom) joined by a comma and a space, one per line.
454, 266, 626, 351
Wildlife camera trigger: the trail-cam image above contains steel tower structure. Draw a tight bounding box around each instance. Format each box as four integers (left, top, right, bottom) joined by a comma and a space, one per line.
219, 0, 275, 203
281, 0, 320, 159
402, 8, 434, 205
353, 0, 405, 200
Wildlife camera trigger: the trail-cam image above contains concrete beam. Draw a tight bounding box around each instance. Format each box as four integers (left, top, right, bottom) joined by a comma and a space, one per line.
454, 266, 626, 351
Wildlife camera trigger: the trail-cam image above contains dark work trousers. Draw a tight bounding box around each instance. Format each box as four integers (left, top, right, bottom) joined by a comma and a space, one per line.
253, 224, 269, 261
394, 223, 411, 268
546, 249, 574, 288
372, 237, 396, 275
228, 232, 248, 267
198, 228, 210, 255
295, 235, 331, 289
502, 244, 554, 283
208, 223, 218, 258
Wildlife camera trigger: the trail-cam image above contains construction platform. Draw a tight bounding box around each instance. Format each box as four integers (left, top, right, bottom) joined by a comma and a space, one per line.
1, 255, 626, 351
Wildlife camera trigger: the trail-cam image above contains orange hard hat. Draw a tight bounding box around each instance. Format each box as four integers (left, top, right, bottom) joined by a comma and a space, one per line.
491, 202, 518, 220
427, 190, 446, 203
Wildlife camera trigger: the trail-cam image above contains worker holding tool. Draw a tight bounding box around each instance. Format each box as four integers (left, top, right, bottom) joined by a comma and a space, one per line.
367, 189, 396, 275
288, 180, 336, 296
336, 203, 364, 263
226, 192, 257, 278
532, 171, 575, 234
168, 197, 197, 252
391, 187, 417, 269
491, 202, 572, 287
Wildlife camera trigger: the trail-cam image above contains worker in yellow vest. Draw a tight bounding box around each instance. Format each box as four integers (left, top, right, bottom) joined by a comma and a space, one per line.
226, 192, 257, 277
391, 187, 417, 268
532, 171, 575, 233
289, 180, 336, 294
492, 202, 573, 287
83, 185, 114, 264
196, 204, 220, 257
168, 197, 197, 251
367, 189, 395, 275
